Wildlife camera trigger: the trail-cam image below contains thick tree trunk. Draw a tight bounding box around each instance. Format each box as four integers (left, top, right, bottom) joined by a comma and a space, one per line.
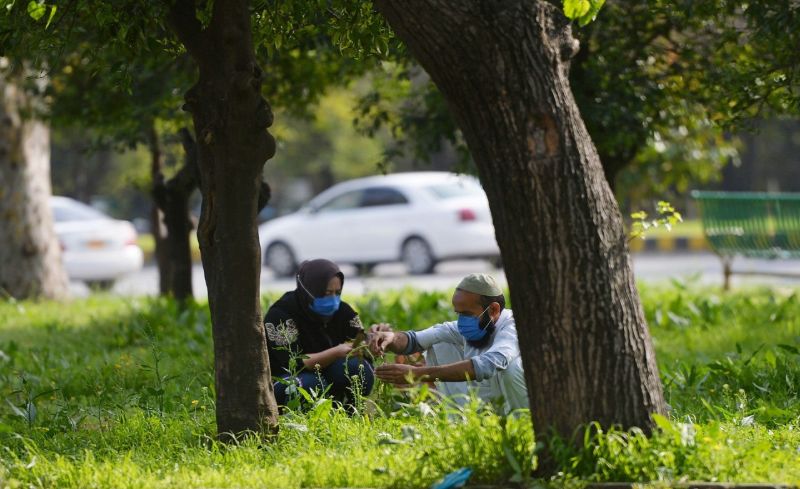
149, 123, 172, 296
0, 67, 69, 300
376, 0, 666, 442
152, 127, 198, 303
168, 0, 278, 438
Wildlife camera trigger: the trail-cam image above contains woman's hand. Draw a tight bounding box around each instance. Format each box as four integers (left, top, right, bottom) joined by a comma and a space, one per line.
335, 342, 354, 358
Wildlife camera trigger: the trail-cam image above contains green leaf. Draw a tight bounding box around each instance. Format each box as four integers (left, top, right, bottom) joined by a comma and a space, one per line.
651, 413, 676, 434
45, 4, 56, 28
6, 400, 26, 419
502, 441, 523, 475
578, 0, 605, 26
26, 0, 45, 20
563, 0, 591, 20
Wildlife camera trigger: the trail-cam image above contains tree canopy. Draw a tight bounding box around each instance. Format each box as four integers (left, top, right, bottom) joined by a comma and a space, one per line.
354, 0, 798, 201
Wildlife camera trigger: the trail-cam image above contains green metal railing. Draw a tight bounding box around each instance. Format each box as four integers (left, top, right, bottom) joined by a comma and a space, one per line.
691, 190, 800, 288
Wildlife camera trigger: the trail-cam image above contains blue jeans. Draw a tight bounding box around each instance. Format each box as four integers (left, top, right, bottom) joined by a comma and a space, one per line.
273, 357, 374, 410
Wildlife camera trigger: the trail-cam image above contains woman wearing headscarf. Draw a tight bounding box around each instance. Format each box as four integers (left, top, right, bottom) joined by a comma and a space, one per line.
264, 259, 374, 410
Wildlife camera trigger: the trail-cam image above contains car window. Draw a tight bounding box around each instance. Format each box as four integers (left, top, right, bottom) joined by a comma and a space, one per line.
360, 187, 409, 207
426, 180, 483, 199
51, 201, 107, 222
316, 190, 364, 212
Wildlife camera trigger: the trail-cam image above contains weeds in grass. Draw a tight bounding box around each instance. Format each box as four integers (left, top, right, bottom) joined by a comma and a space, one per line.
1, 284, 800, 487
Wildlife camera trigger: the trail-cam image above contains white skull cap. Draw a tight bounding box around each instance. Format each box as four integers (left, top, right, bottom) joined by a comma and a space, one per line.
456, 273, 503, 296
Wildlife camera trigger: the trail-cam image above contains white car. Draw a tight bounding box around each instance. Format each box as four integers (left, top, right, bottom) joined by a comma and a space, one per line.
50, 196, 144, 289
258, 172, 501, 276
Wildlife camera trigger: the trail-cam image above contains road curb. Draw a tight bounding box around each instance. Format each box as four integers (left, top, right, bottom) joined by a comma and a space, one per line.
630, 236, 708, 253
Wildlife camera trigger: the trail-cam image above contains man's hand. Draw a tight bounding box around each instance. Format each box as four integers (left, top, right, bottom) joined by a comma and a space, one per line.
368, 331, 396, 356
375, 363, 424, 386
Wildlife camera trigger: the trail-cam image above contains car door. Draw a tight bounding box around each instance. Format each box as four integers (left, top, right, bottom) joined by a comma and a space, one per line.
298, 189, 365, 261
351, 186, 412, 262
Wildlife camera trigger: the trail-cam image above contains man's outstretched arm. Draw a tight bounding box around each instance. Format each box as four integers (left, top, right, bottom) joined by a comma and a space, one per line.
375, 359, 476, 385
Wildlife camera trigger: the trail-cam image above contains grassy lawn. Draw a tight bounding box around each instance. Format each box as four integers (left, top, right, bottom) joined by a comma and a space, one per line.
1, 284, 799, 488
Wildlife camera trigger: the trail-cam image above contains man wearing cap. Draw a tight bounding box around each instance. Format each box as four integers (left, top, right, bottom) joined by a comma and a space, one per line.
369, 273, 528, 412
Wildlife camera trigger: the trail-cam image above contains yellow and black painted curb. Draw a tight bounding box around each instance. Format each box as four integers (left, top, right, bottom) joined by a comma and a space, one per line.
629, 236, 708, 253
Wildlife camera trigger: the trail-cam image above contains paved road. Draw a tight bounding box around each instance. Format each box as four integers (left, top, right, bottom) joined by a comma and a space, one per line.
69, 252, 800, 298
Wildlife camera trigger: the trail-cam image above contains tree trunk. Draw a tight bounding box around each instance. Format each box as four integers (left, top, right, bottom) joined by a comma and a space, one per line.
598, 151, 622, 195
376, 0, 666, 442
0, 67, 69, 300
152, 127, 198, 303
149, 123, 173, 296
168, 0, 278, 438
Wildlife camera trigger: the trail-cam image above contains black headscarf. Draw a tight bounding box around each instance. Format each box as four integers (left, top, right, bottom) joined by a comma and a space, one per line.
264, 258, 363, 376
296, 259, 345, 301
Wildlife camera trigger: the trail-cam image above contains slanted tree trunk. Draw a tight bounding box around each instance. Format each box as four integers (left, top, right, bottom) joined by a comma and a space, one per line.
148, 122, 173, 296
167, 0, 278, 438
376, 0, 666, 444
0, 67, 69, 300
152, 127, 199, 303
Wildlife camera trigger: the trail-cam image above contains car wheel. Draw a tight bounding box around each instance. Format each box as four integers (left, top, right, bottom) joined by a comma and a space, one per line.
355, 263, 376, 277
402, 237, 436, 275
265, 242, 297, 278
86, 280, 115, 291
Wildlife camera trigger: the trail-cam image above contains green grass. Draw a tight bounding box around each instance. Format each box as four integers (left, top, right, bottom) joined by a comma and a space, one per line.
1, 284, 800, 488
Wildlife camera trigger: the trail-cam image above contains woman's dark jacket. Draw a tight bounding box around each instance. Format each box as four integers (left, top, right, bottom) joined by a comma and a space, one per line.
264, 290, 364, 378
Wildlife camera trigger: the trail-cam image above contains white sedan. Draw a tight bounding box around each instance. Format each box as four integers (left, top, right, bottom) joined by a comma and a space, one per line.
51, 196, 144, 289
258, 172, 501, 276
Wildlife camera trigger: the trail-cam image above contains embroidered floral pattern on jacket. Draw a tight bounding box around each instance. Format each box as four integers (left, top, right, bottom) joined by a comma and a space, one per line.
265, 319, 299, 346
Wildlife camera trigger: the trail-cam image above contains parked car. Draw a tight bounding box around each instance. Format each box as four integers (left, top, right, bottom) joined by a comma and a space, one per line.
50, 196, 144, 289
258, 172, 501, 277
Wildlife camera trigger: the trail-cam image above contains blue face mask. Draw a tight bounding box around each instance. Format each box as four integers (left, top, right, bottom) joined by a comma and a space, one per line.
457, 306, 492, 341
298, 277, 341, 317
310, 295, 341, 316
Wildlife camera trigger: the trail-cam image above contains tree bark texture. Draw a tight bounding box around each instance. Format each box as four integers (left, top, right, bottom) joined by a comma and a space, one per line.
168, 0, 278, 438
376, 0, 666, 440
149, 123, 173, 297
152, 127, 198, 303
0, 67, 69, 300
